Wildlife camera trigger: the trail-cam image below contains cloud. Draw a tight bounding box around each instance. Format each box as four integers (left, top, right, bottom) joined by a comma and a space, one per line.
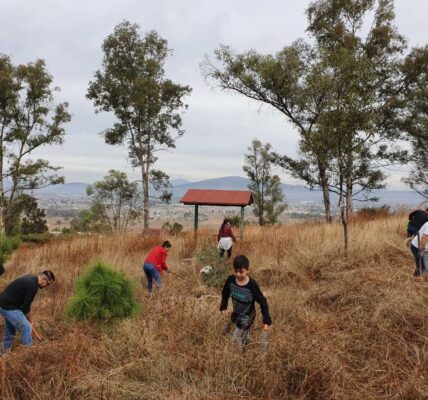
0, 0, 424, 189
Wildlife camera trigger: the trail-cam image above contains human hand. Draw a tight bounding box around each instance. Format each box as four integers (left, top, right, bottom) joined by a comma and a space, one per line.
221, 310, 229, 317
263, 324, 270, 331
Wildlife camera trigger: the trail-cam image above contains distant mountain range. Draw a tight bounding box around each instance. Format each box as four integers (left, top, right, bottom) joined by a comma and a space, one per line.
35, 176, 424, 206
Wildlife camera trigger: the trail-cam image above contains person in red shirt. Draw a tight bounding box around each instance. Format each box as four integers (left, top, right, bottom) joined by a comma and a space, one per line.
143, 241, 171, 293
218, 219, 237, 259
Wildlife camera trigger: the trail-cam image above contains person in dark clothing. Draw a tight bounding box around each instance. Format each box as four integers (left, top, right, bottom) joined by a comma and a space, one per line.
0, 270, 55, 353
220, 255, 271, 351
407, 208, 428, 237
218, 219, 237, 259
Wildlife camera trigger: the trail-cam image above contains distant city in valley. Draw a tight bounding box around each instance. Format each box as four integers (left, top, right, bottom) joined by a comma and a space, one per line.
35, 176, 425, 232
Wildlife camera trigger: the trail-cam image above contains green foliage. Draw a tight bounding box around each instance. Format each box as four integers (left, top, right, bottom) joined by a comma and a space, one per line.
86, 170, 141, 232
243, 139, 286, 225
228, 215, 241, 228
87, 21, 192, 230
0, 236, 21, 265
161, 221, 183, 235
21, 233, 52, 244
66, 261, 141, 321
20, 197, 49, 235
70, 208, 110, 233
0, 55, 71, 232
401, 46, 428, 199
194, 245, 231, 289
205, 0, 408, 230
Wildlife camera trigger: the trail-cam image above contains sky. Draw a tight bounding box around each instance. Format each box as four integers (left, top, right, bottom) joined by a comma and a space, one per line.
1, 0, 427, 188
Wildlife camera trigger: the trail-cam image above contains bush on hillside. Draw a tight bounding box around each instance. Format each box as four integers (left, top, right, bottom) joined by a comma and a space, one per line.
66, 261, 140, 321
0, 236, 21, 266
195, 245, 231, 289
21, 233, 52, 244
356, 205, 391, 220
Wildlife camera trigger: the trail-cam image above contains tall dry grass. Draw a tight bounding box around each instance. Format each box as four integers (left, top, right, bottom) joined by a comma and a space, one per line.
0, 215, 427, 399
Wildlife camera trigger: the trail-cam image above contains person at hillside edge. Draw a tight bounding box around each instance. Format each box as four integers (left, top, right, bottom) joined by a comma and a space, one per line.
143, 241, 171, 293
407, 208, 428, 237
410, 221, 428, 277
218, 219, 237, 259
0, 270, 55, 353
220, 255, 271, 351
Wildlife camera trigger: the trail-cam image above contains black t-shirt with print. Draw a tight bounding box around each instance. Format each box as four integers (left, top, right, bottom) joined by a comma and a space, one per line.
220, 275, 271, 329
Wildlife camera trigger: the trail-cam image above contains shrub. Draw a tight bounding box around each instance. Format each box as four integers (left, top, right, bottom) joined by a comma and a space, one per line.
194, 245, 231, 289
0, 236, 21, 265
161, 221, 183, 235
356, 205, 391, 221
66, 261, 141, 321
21, 233, 52, 244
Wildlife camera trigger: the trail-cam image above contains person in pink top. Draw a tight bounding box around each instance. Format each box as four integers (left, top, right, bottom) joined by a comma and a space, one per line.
143, 241, 171, 293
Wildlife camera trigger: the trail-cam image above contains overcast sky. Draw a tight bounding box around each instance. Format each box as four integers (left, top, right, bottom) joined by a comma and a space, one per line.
1, 0, 427, 187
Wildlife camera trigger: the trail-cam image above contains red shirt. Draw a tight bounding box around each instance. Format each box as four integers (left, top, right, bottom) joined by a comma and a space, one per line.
218, 226, 236, 243
145, 246, 169, 274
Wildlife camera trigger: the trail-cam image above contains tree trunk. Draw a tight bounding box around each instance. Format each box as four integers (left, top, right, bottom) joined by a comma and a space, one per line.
142, 166, 149, 233
345, 156, 353, 221
339, 192, 349, 256
317, 158, 332, 223
0, 212, 5, 236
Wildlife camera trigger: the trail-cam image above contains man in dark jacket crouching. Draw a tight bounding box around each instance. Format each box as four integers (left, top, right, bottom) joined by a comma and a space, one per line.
0, 270, 55, 353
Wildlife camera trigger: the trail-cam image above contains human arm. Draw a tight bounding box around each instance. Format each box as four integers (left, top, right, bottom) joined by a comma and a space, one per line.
219, 277, 231, 312
420, 234, 428, 251
161, 252, 169, 271
252, 281, 272, 326
20, 284, 38, 315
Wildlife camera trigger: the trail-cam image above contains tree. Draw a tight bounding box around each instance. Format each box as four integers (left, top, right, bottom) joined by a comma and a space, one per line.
4, 194, 48, 236
243, 139, 286, 225
86, 170, 141, 232
66, 261, 140, 321
20, 195, 48, 235
87, 21, 192, 232
203, 40, 335, 222
0, 56, 71, 234
205, 0, 408, 253
306, 0, 408, 253
70, 208, 109, 234
401, 46, 428, 199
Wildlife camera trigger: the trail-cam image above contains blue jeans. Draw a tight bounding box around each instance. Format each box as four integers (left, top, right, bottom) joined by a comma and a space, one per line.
411, 244, 427, 276
143, 263, 162, 292
0, 308, 32, 352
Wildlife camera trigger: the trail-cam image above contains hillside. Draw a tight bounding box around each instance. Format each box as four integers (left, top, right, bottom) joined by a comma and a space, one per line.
0, 215, 427, 399
35, 176, 423, 206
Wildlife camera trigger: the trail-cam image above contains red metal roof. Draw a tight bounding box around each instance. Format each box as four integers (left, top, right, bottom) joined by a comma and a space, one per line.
180, 189, 253, 207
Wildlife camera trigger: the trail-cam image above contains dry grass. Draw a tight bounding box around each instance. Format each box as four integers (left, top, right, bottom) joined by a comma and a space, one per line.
0, 215, 427, 399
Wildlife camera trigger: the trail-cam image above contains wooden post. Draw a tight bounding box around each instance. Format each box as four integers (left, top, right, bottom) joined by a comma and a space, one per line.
194, 204, 199, 240
240, 206, 244, 241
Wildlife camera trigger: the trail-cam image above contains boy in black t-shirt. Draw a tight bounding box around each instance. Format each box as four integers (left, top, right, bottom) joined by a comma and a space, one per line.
220, 255, 271, 351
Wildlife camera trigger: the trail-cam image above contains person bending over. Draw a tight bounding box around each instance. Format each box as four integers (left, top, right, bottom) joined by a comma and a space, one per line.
0, 270, 55, 353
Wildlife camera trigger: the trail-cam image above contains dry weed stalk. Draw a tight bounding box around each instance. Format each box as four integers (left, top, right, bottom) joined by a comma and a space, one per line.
0, 215, 426, 399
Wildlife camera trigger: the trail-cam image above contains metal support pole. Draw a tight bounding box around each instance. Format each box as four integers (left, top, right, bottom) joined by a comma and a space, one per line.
194, 205, 199, 240
240, 206, 244, 241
